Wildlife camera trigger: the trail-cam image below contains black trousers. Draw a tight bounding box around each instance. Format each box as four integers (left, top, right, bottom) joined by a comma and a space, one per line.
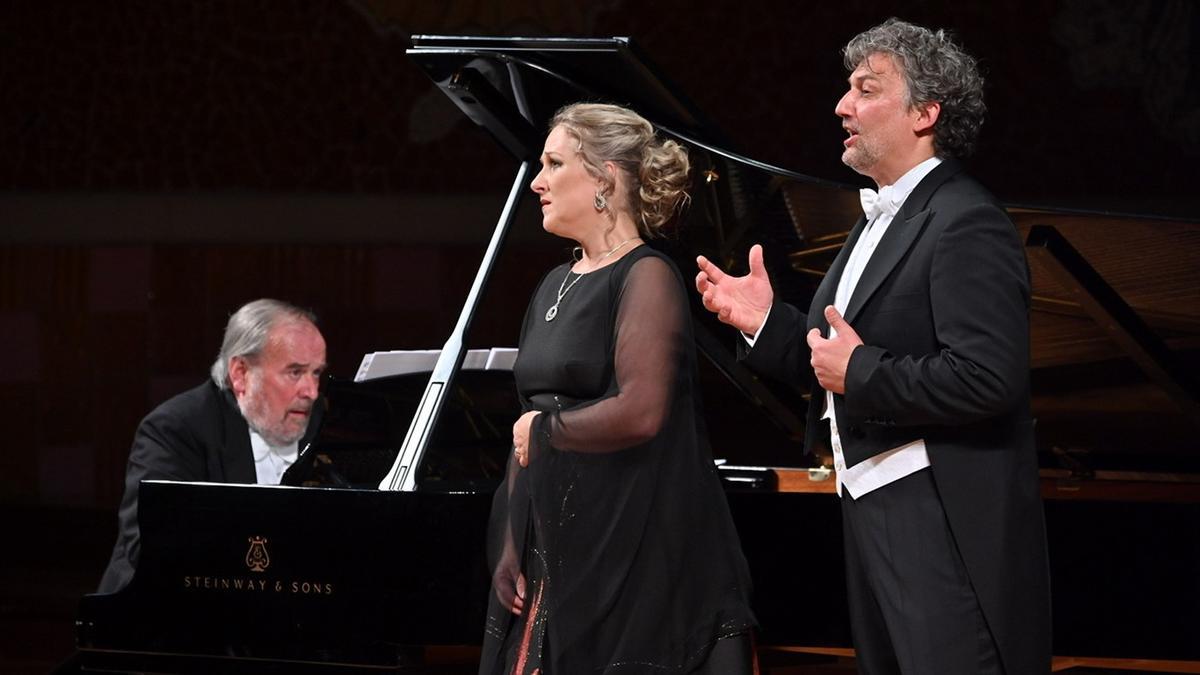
841, 468, 1003, 675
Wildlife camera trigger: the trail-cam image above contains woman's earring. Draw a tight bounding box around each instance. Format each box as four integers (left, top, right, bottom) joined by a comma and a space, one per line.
594, 191, 607, 211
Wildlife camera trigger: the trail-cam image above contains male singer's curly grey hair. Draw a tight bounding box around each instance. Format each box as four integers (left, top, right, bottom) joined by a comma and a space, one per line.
844, 18, 986, 158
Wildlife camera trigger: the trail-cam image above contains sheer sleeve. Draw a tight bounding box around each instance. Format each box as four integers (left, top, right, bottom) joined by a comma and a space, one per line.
486, 449, 528, 608
528, 255, 685, 457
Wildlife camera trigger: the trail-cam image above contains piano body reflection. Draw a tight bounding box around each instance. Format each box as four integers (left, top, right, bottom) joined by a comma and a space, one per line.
77, 37, 1200, 672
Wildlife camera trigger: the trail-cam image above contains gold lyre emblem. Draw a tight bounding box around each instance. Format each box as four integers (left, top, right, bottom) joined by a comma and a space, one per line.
245, 536, 271, 573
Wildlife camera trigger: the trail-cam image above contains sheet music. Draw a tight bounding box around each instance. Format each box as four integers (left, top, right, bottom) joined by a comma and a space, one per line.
354, 347, 518, 382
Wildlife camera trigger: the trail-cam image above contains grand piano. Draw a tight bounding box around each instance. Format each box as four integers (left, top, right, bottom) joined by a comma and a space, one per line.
76, 37, 1200, 673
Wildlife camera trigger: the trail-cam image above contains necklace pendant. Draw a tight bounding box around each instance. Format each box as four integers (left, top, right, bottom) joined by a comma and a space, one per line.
544, 304, 559, 322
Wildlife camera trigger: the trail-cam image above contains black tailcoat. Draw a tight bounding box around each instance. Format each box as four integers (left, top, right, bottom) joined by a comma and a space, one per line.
746, 160, 1051, 674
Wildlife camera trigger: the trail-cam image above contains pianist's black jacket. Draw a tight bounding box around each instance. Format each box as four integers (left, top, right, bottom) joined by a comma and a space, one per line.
97, 380, 322, 594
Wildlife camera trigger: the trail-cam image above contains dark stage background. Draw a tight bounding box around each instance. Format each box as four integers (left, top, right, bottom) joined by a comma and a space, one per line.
1, 1, 1197, 672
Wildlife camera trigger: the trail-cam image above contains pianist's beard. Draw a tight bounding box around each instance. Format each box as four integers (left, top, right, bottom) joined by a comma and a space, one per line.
237, 367, 310, 448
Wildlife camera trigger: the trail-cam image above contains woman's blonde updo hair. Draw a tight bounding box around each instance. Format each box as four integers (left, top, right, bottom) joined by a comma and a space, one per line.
550, 103, 690, 236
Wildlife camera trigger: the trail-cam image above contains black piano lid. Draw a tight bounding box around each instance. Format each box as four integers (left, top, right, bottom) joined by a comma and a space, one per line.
407, 35, 845, 189
408, 36, 709, 157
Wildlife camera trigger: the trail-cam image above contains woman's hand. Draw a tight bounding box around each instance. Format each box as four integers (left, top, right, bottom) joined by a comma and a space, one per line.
512, 410, 539, 467
494, 566, 527, 615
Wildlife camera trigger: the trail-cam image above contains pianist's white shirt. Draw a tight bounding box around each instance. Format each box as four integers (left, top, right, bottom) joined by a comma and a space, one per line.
250, 429, 298, 485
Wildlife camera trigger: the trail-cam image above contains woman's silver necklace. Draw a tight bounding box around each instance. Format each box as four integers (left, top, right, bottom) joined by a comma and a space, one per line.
545, 236, 640, 322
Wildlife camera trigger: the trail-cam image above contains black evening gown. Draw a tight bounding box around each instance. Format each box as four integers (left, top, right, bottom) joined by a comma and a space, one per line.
480, 245, 756, 675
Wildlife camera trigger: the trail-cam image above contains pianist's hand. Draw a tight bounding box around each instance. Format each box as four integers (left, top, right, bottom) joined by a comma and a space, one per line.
695, 244, 774, 336
512, 410, 538, 467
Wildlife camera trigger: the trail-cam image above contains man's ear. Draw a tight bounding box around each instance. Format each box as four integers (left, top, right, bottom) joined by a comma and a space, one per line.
228, 356, 250, 398
913, 100, 941, 134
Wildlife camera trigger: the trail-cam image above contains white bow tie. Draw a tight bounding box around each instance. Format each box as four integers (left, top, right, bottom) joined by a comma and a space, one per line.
860, 186, 900, 221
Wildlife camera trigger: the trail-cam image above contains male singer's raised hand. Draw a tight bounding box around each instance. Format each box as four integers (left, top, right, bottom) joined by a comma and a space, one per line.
695, 244, 774, 335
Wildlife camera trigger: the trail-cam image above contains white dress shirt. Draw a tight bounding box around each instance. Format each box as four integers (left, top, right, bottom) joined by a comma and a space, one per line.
825, 156, 941, 498
746, 156, 942, 498
250, 429, 299, 485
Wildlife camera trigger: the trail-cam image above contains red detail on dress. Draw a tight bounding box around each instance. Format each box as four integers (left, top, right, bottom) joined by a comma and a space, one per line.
512, 582, 543, 675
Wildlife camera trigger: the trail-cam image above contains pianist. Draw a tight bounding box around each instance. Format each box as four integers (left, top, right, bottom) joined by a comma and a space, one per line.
696, 18, 1050, 675
97, 298, 326, 593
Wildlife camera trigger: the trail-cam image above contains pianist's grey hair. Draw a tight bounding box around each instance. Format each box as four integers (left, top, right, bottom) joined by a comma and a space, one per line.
551, 103, 690, 236
844, 18, 986, 159
210, 299, 318, 390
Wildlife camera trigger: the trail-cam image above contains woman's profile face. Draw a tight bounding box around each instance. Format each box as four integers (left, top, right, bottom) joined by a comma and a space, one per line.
530, 125, 602, 239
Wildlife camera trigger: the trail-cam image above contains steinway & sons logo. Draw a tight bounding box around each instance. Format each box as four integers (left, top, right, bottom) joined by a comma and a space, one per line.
181, 534, 334, 595
245, 536, 270, 572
